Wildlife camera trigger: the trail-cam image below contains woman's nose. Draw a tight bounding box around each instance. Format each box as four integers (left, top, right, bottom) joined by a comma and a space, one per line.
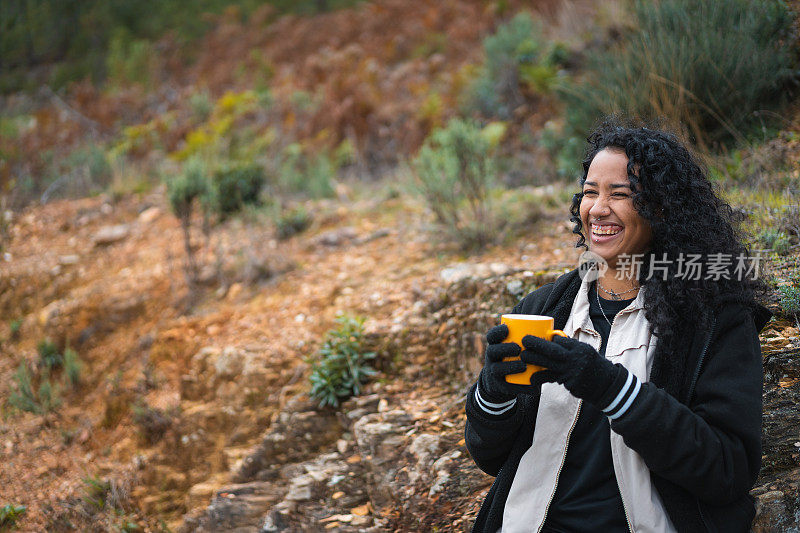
589, 197, 611, 217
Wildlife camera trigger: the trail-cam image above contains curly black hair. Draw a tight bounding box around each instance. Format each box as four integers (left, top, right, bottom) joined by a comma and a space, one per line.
569, 118, 767, 368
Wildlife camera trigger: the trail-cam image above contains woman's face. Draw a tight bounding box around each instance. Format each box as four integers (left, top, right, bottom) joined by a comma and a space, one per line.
579, 148, 652, 268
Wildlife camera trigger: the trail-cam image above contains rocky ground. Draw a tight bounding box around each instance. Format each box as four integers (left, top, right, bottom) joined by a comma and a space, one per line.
1, 183, 798, 532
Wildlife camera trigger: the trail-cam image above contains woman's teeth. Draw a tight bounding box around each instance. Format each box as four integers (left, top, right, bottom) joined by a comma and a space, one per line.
592, 224, 622, 235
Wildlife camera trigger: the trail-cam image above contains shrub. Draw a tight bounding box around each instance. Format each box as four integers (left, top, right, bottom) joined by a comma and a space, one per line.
557, 0, 797, 148
759, 229, 793, 256
63, 348, 83, 388
278, 144, 336, 199
82, 476, 112, 511
461, 12, 564, 119
9, 363, 61, 415
211, 163, 265, 217
308, 315, 377, 408
778, 277, 800, 316
9, 319, 21, 340
37, 339, 62, 370
274, 205, 312, 240
189, 90, 213, 122
167, 157, 211, 220
131, 402, 177, 445
0, 504, 26, 529
412, 118, 500, 250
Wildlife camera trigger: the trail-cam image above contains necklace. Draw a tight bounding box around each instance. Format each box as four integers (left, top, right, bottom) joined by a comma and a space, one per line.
597, 279, 640, 301
595, 282, 613, 326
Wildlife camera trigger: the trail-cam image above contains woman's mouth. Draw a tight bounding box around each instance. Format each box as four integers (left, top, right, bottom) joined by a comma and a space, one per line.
591, 223, 623, 243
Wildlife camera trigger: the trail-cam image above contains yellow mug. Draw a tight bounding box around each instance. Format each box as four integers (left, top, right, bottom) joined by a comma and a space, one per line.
500, 314, 567, 385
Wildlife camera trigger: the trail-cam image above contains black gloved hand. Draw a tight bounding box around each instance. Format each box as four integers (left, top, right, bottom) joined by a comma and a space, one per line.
520, 334, 625, 408
477, 324, 543, 403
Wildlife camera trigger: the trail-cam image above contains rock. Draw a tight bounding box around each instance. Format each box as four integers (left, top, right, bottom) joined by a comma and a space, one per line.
357, 228, 391, 244
352, 410, 413, 510
215, 346, 245, 379
752, 468, 800, 532
138, 206, 161, 224
93, 224, 130, 246
316, 227, 358, 247
429, 450, 462, 496
59, 254, 80, 265
185, 481, 279, 532
506, 279, 524, 296
260, 509, 288, 532
186, 481, 218, 510
408, 433, 443, 482
439, 262, 515, 284
233, 396, 342, 483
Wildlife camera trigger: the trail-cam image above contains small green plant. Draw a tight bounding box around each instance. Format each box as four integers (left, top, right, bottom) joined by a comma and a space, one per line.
307, 315, 377, 408
0, 503, 26, 529
167, 157, 212, 221
63, 348, 83, 388
278, 144, 336, 198
211, 163, 265, 217
167, 157, 213, 300
759, 229, 793, 256
37, 339, 62, 370
412, 118, 500, 250
778, 276, 800, 317
9, 319, 21, 341
106, 31, 156, 90
461, 12, 564, 119
9, 363, 61, 415
274, 205, 312, 240
189, 90, 213, 122
82, 476, 112, 511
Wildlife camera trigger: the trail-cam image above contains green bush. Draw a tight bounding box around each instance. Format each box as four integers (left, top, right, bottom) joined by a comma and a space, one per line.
37, 338, 62, 370
461, 12, 565, 119
308, 315, 377, 408
9, 363, 61, 415
274, 205, 312, 240
167, 157, 211, 220
211, 163, 265, 217
82, 476, 112, 511
760, 229, 793, 256
778, 277, 800, 316
0, 503, 26, 529
9, 319, 22, 340
412, 118, 500, 250
63, 348, 83, 388
557, 0, 797, 148
105, 30, 155, 89
278, 144, 336, 199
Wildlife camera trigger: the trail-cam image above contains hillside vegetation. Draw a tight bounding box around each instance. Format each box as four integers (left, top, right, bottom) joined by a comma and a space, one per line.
1, 0, 800, 530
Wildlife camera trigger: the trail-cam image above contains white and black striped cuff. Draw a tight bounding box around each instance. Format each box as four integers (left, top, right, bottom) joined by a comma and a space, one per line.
602, 370, 641, 420
475, 384, 517, 416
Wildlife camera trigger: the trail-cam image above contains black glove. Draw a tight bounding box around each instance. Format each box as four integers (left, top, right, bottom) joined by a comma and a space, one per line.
520, 334, 627, 409
477, 324, 543, 404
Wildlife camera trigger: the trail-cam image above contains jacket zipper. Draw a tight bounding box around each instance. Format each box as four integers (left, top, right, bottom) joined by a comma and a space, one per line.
536, 400, 582, 533
605, 298, 635, 532
615, 466, 635, 533
689, 317, 716, 532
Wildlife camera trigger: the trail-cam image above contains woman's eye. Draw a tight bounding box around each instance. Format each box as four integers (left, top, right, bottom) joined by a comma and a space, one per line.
612, 193, 629, 198
582, 190, 597, 196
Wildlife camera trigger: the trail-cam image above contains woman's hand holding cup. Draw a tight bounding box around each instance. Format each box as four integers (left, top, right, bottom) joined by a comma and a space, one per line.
478, 324, 554, 401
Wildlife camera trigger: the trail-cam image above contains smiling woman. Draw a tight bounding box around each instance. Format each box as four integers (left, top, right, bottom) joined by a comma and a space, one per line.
579, 148, 653, 299
465, 118, 773, 533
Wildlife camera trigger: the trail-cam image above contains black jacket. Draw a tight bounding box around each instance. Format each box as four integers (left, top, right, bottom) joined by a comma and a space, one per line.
466, 269, 773, 533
